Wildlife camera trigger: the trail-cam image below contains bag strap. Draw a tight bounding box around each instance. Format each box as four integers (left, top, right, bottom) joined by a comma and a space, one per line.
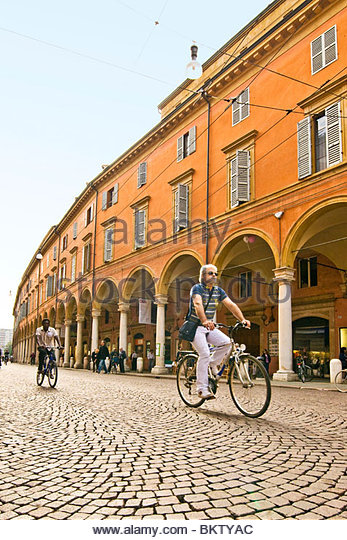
186, 286, 214, 322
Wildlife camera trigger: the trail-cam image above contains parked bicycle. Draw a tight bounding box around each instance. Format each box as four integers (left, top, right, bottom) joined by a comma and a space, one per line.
36, 347, 59, 388
176, 322, 271, 418
296, 355, 313, 383
334, 369, 347, 392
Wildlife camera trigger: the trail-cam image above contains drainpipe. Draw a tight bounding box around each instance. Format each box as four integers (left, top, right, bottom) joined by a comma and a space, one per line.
90, 184, 99, 355
54, 226, 61, 325
202, 91, 211, 264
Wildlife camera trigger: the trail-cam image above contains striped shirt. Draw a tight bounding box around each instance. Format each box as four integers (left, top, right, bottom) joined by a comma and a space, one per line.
188, 283, 227, 323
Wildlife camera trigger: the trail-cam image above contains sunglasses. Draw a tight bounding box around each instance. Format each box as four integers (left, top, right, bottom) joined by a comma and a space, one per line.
207, 271, 218, 276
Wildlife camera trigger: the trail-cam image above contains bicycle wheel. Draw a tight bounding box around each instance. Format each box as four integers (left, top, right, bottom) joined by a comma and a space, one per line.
228, 355, 271, 418
36, 369, 45, 386
177, 355, 205, 408
48, 363, 58, 388
334, 370, 347, 392
304, 366, 313, 382
298, 366, 305, 382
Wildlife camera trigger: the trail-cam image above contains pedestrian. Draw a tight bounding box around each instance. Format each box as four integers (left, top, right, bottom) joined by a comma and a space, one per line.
131, 350, 138, 371
109, 349, 119, 373
339, 347, 347, 370
261, 349, 271, 374
91, 349, 99, 372
147, 349, 155, 372
182, 264, 250, 400
97, 340, 110, 374
118, 347, 127, 373
30, 352, 36, 365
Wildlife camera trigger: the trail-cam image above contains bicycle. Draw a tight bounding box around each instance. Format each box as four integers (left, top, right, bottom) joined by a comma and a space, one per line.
176, 322, 271, 418
36, 347, 59, 388
296, 356, 313, 383
334, 369, 347, 392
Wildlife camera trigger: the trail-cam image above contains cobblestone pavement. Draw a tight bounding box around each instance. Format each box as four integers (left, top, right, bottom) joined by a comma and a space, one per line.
0, 363, 346, 521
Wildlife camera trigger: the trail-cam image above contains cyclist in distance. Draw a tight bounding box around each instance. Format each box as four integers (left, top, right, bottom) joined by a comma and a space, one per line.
190, 264, 251, 400
36, 318, 62, 373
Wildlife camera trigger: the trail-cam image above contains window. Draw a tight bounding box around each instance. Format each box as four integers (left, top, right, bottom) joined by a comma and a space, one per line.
104, 228, 113, 262
47, 253, 50, 268
73, 222, 78, 239
134, 209, 146, 249
85, 204, 94, 226
53, 272, 57, 295
137, 163, 147, 188
297, 102, 342, 179
58, 264, 66, 290
102, 184, 119, 209
53, 246, 57, 260
230, 150, 250, 208
71, 254, 76, 283
232, 88, 250, 126
299, 257, 317, 288
239, 271, 252, 298
311, 26, 337, 75
177, 126, 196, 162
61, 235, 68, 252
174, 184, 189, 233
82, 244, 91, 274
46, 275, 54, 298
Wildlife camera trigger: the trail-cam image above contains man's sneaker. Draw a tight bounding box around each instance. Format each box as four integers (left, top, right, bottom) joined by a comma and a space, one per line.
211, 366, 221, 379
198, 390, 216, 400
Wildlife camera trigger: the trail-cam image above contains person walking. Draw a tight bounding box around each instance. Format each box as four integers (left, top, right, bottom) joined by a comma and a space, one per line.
91, 349, 99, 372
97, 340, 110, 374
119, 347, 127, 373
187, 264, 250, 400
109, 349, 119, 373
131, 351, 138, 371
261, 349, 271, 374
147, 349, 155, 372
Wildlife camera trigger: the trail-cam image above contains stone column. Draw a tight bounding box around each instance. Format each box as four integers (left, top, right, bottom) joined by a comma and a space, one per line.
272, 267, 298, 381
74, 315, 84, 369
55, 324, 62, 364
91, 309, 101, 353
118, 302, 130, 353
152, 294, 168, 375
63, 320, 72, 368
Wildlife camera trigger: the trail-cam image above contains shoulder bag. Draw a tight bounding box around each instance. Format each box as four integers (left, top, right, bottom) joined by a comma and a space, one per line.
179, 287, 214, 342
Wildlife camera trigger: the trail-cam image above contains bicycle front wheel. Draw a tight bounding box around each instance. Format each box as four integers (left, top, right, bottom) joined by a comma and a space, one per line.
36, 370, 44, 386
177, 355, 205, 408
48, 363, 58, 388
228, 355, 271, 418
304, 366, 313, 382
334, 370, 347, 392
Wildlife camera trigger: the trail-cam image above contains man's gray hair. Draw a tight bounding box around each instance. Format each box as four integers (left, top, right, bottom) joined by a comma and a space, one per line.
199, 264, 217, 283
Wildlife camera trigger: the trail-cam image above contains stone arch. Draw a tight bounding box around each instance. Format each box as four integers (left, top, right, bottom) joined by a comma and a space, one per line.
66, 296, 78, 320
157, 250, 203, 296
79, 287, 93, 315
57, 301, 65, 325
49, 307, 56, 325
93, 279, 119, 310
121, 266, 156, 303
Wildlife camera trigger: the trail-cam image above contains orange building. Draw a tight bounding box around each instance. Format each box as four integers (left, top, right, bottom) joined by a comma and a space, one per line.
13, 0, 347, 380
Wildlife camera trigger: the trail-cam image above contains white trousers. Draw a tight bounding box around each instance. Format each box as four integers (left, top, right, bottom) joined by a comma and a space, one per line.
192, 326, 231, 392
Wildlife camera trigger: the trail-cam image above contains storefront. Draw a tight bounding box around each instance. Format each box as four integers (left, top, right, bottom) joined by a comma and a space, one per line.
293, 317, 330, 377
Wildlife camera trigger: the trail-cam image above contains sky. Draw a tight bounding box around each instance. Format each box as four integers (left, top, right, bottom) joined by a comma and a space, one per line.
0, 0, 271, 328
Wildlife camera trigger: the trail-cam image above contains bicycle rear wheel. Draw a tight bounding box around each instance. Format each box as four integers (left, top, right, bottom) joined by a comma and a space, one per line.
334, 370, 347, 392
228, 355, 271, 418
48, 363, 58, 388
304, 366, 313, 382
177, 355, 205, 408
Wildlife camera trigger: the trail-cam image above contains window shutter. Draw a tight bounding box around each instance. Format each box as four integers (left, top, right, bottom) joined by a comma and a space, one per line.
102, 191, 107, 210
53, 246, 57, 260
86, 245, 91, 272
324, 26, 337, 67
73, 222, 77, 239
90, 203, 94, 221
82, 246, 85, 275
297, 116, 312, 179
104, 229, 113, 262
177, 184, 189, 230
188, 126, 196, 155
113, 183, 119, 204
177, 136, 184, 162
174, 190, 179, 233
311, 35, 323, 74
241, 88, 250, 121
232, 99, 240, 126
84, 210, 87, 227
230, 151, 250, 207
71, 256, 76, 283
135, 210, 145, 249
326, 102, 342, 167
138, 162, 147, 187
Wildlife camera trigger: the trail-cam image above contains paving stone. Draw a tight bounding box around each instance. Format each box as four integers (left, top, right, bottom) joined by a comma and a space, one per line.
314, 505, 341, 518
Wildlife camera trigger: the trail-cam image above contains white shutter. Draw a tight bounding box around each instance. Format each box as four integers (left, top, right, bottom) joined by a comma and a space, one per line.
230, 157, 238, 207
138, 163, 147, 187
104, 228, 113, 262
84, 210, 87, 227
177, 184, 188, 229
232, 99, 240, 126
71, 256, 76, 283
174, 190, 179, 233
102, 191, 107, 210
326, 102, 342, 167
135, 210, 145, 249
230, 151, 250, 207
90, 203, 94, 221
241, 88, 250, 121
113, 183, 119, 204
297, 116, 312, 179
188, 126, 196, 155
324, 26, 337, 67
73, 222, 77, 239
177, 136, 184, 162
82, 246, 85, 275
53, 246, 57, 260
311, 35, 323, 74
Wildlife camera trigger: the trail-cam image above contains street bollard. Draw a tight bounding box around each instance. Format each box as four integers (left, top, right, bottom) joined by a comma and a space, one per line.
137, 357, 143, 373
330, 358, 342, 384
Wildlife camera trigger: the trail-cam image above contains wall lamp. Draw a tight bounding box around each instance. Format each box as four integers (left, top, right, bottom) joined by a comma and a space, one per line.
274, 211, 284, 219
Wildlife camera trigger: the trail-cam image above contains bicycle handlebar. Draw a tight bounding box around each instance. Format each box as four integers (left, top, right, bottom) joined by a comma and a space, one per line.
216, 321, 249, 332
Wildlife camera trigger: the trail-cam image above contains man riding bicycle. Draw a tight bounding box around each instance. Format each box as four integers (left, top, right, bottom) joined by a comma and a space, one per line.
190, 264, 250, 400
36, 318, 62, 373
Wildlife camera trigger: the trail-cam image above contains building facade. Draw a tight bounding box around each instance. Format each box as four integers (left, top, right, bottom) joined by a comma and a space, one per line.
0, 329, 13, 351
13, 0, 347, 379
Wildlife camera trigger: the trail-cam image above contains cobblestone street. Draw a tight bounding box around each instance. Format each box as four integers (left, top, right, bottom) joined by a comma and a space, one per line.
0, 364, 346, 521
